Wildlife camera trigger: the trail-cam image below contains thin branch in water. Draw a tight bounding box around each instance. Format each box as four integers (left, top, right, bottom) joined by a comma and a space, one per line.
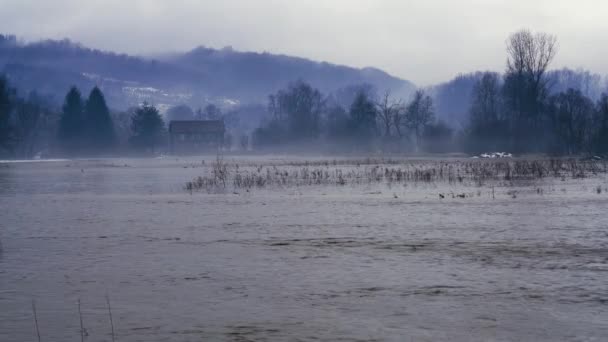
78, 298, 85, 342
106, 294, 116, 342
32, 299, 41, 342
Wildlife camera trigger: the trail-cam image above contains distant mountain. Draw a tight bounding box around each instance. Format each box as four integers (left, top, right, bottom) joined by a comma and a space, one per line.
0, 34, 415, 110
165, 46, 414, 102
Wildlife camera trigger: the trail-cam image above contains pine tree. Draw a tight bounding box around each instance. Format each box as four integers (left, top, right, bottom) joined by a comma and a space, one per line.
0, 76, 14, 151
85, 87, 115, 153
129, 103, 165, 152
58, 86, 84, 154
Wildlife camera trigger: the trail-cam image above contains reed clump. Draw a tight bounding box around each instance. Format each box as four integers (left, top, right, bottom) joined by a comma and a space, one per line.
185, 158, 608, 193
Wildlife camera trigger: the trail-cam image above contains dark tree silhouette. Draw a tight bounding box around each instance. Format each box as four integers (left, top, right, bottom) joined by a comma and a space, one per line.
470, 73, 502, 127
0, 76, 14, 151
271, 80, 324, 140
376, 90, 401, 137
404, 90, 434, 151
467, 72, 506, 151
58, 86, 85, 153
349, 91, 377, 142
14, 94, 43, 157
85, 87, 115, 153
549, 89, 595, 154
325, 104, 349, 140
594, 94, 608, 153
422, 120, 453, 153
503, 29, 557, 151
129, 103, 165, 152
255, 80, 324, 147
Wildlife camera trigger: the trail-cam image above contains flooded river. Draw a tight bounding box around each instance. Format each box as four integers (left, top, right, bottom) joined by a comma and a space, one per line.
1, 156, 607, 341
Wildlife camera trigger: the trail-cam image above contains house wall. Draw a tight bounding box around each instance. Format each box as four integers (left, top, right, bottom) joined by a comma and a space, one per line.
169, 132, 224, 154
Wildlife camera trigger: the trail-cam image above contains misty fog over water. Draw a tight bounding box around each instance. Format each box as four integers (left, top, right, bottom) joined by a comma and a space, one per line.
1, 156, 607, 341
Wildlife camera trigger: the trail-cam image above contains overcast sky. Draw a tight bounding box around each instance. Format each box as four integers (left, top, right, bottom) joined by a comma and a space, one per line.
1, 0, 607, 85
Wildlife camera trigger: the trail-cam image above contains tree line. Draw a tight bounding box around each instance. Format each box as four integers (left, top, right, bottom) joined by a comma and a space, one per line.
0, 78, 242, 158
253, 81, 448, 152
253, 29, 608, 155
465, 30, 608, 155
0, 77, 57, 158
0, 81, 167, 157
2, 29, 608, 157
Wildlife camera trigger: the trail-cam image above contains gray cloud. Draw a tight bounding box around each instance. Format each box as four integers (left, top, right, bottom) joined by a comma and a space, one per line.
1, 0, 607, 85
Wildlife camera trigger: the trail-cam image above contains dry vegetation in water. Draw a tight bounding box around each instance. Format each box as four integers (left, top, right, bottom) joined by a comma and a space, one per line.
184, 157, 608, 193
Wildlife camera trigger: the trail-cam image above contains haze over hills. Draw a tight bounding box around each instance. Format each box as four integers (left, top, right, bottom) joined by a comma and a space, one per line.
1, 33, 605, 130
0, 34, 415, 111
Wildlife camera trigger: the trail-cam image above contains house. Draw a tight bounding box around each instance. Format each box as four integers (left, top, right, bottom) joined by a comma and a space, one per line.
168, 120, 225, 154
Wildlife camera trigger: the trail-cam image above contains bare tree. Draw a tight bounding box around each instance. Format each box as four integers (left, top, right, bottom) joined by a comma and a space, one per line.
507, 30, 557, 84
268, 94, 281, 121
375, 90, 401, 137
504, 29, 558, 150
392, 105, 405, 138
467, 72, 506, 152
550, 89, 594, 154
405, 90, 434, 151
470, 72, 503, 130
269, 81, 324, 140
349, 91, 377, 142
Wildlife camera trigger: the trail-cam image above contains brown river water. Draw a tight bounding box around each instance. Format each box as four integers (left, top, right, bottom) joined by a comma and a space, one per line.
1, 156, 607, 341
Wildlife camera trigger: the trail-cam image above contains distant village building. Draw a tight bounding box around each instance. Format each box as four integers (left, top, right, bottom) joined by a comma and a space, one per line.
168, 120, 225, 154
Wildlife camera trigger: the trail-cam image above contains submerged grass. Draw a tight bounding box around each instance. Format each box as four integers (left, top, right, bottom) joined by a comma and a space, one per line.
185, 158, 608, 193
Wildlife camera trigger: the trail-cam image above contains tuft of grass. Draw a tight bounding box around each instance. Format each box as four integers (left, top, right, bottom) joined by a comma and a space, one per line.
184, 158, 608, 193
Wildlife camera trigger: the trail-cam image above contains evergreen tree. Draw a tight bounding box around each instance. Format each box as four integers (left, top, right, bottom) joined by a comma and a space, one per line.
14, 94, 42, 158
0, 75, 15, 151
129, 103, 165, 152
58, 87, 84, 153
85, 87, 115, 153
